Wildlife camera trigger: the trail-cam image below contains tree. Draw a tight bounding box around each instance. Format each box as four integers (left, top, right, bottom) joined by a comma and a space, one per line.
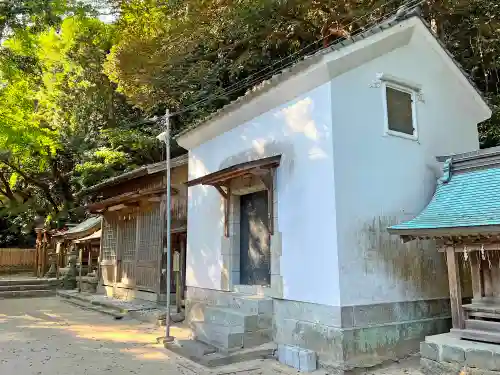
0, 3, 161, 243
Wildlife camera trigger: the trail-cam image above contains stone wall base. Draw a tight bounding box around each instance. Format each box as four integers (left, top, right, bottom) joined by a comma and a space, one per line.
186, 287, 452, 371
274, 298, 452, 371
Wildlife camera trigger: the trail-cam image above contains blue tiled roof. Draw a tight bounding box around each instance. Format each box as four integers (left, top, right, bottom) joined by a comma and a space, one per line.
390, 167, 500, 232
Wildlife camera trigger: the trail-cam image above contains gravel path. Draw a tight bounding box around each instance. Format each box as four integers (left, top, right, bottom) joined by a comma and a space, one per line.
0, 297, 424, 375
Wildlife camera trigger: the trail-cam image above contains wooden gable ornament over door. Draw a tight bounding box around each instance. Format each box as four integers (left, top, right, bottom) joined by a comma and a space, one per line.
186, 155, 281, 237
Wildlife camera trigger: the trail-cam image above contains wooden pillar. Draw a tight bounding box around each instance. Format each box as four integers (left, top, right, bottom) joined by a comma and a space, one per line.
446, 247, 464, 329
180, 234, 186, 301
40, 233, 47, 278
87, 243, 92, 275
469, 251, 483, 302
78, 246, 83, 292
34, 230, 42, 277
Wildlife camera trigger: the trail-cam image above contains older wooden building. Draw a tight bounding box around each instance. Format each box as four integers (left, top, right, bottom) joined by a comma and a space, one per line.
85, 154, 188, 302
389, 147, 500, 373
389, 150, 500, 340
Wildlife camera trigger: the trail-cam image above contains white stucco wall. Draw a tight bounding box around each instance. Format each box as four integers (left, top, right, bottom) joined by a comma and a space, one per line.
186, 83, 341, 306
331, 29, 483, 306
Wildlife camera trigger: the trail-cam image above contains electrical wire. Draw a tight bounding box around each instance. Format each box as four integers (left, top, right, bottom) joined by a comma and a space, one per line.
164, 0, 425, 119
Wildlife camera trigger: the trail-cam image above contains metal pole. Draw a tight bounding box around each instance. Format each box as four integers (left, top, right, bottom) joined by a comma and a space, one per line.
160, 110, 174, 343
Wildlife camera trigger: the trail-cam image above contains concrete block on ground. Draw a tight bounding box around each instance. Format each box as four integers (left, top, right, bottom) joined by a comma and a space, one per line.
278, 344, 317, 372
441, 344, 465, 363
420, 341, 439, 361
284, 345, 300, 369
298, 348, 317, 372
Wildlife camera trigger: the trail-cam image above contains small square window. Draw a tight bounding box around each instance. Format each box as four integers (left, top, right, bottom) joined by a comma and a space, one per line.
384, 83, 417, 139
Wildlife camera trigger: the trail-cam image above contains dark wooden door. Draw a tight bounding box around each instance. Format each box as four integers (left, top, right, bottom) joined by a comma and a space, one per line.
240, 191, 270, 286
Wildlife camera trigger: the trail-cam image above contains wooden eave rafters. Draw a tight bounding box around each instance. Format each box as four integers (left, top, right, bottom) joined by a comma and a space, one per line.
186, 155, 281, 237
391, 225, 500, 244
87, 186, 179, 213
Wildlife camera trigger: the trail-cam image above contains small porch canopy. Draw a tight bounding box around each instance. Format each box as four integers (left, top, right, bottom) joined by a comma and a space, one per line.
73, 229, 101, 244
388, 149, 500, 344
187, 155, 281, 236
52, 216, 102, 241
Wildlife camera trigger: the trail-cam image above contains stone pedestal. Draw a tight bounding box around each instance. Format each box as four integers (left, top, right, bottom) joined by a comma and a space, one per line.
45, 252, 57, 278
62, 250, 78, 289
77, 275, 99, 293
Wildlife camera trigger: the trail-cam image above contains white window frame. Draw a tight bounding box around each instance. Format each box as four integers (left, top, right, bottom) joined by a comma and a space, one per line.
381, 81, 419, 141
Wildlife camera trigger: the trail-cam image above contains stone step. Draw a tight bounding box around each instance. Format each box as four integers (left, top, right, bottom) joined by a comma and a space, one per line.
187, 289, 273, 315
192, 321, 245, 351
242, 328, 272, 348
203, 306, 258, 332
0, 289, 56, 299
61, 298, 126, 319
465, 319, 500, 333
220, 295, 272, 315
451, 328, 500, 344
0, 278, 55, 287
0, 284, 51, 292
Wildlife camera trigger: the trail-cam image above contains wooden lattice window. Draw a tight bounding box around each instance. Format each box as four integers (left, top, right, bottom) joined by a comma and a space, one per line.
137, 205, 162, 262
102, 217, 117, 261
118, 218, 137, 261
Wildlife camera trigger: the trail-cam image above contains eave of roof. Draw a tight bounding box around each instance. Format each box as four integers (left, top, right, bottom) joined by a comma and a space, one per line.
389, 158, 500, 237
80, 153, 188, 195
86, 185, 179, 213
175, 12, 489, 146
53, 216, 101, 239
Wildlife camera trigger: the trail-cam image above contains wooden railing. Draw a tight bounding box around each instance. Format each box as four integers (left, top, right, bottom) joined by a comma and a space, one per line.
0, 248, 36, 274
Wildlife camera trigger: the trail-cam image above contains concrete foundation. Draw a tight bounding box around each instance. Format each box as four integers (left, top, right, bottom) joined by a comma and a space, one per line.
186, 287, 452, 371
274, 297, 451, 370
421, 333, 500, 375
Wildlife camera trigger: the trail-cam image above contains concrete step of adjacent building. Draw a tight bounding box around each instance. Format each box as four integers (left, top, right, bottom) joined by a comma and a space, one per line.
0, 289, 56, 299
164, 338, 275, 368
203, 306, 259, 332
465, 318, 500, 333
192, 321, 245, 351
192, 321, 272, 352
189, 291, 273, 315
0, 278, 56, 287
61, 297, 126, 319
0, 284, 51, 292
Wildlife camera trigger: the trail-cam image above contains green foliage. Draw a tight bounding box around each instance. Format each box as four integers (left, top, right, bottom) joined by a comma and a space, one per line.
0, 1, 161, 245
105, 0, 500, 140
0, 0, 500, 246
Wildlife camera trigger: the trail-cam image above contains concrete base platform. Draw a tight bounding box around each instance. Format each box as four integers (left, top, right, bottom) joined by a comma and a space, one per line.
164, 338, 275, 368
57, 290, 184, 325
421, 333, 500, 374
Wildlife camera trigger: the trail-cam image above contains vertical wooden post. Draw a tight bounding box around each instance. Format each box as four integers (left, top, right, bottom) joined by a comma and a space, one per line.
34, 230, 42, 277
469, 251, 483, 302
180, 234, 186, 303
40, 233, 47, 278
78, 246, 83, 292
446, 247, 464, 329
87, 243, 92, 275
224, 186, 231, 238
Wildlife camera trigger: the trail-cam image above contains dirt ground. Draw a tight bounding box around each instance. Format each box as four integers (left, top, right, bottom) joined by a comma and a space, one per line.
0, 297, 424, 375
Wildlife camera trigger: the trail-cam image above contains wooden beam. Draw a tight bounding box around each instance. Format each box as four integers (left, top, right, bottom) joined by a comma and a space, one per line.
224, 186, 231, 238
446, 247, 464, 329
469, 251, 483, 301
213, 185, 228, 199
268, 169, 275, 235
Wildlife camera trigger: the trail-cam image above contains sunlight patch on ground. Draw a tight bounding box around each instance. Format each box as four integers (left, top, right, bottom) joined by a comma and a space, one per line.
121, 346, 171, 361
